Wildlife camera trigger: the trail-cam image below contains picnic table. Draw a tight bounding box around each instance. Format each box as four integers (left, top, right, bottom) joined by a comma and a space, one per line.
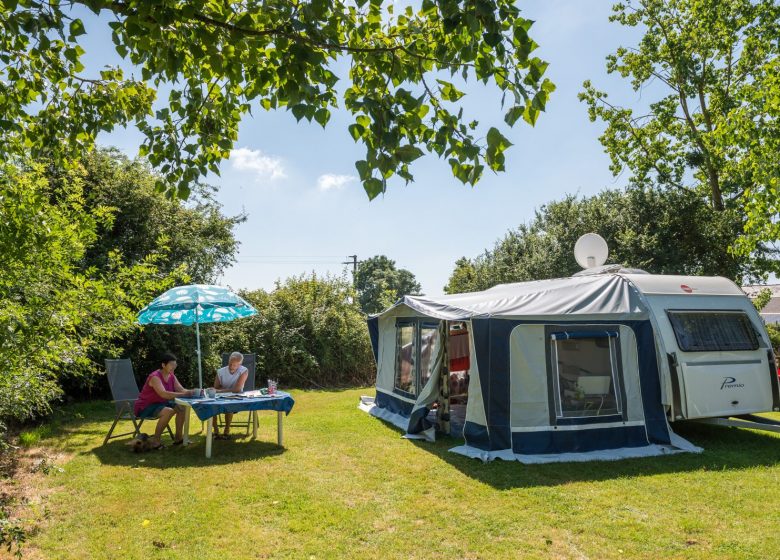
174, 391, 295, 458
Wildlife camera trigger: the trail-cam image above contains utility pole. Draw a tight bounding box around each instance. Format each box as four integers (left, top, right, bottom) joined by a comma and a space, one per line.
342, 254, 359, 275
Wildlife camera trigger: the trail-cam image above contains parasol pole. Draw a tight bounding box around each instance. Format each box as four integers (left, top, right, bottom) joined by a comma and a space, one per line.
195, 305, 203, 389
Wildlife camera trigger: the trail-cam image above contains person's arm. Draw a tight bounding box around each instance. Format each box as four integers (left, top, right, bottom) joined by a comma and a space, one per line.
173, 375, 188, 393
150, 376, 192, 400
232, 369, 249, 393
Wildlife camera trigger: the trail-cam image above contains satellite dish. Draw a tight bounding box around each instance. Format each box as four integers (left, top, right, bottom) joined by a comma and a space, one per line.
574, 233, 609, 269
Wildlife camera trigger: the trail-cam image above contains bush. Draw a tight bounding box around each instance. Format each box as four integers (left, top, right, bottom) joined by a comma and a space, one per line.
766, 324, 780, 357
209, 274, 374, 388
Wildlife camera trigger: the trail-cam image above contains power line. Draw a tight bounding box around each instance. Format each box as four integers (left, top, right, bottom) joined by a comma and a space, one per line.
232, 254, 363, 270
237, 255, 345, 258
235, 261, 344, 265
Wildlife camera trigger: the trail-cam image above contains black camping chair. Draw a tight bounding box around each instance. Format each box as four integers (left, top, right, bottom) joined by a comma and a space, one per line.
215, 353, 257, 435
103, 359, 174, 445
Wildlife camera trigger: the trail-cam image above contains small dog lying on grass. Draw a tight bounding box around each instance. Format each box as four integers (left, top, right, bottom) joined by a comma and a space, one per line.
126, 433, 163, 453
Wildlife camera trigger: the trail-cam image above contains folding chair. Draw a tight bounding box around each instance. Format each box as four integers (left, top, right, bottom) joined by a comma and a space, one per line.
103, 359, 174, 445
216, 353, 257, 435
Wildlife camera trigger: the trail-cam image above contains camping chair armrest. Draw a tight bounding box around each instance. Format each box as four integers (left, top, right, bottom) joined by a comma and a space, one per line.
111, 398, 137, 405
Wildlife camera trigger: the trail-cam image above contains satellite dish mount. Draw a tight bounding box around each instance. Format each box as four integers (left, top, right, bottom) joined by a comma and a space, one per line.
574, 233, 609, 270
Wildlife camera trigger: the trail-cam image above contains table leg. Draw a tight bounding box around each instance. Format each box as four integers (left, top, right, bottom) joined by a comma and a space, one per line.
252, 411, 258, 440
205, 419, 213, 459
182, 407, 191, 445
277, 411, 283, 447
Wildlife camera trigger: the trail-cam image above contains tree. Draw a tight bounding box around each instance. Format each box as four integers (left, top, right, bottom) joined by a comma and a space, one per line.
0, 150, 244, 402
0, 162, 172, 427
0, 0, 554, 199
444, 186, 773, 294
354, 255, 421, 314
78, 149, 244, 284
72, 149, 245, 389
579, 0, 780, 262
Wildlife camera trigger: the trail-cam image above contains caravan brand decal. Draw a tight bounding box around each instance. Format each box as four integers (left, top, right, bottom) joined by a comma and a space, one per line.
720, 377, 745, 390
680, 284, 693, 293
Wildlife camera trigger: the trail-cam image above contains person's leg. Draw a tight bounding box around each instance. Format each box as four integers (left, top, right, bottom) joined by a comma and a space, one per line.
152, 407, 175, 445
224, 413, 234, 435
212, 416, 220, 436
174, 404, 187, 441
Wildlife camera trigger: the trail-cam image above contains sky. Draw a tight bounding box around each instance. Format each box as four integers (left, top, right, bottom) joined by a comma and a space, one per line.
79, 1, 647, 296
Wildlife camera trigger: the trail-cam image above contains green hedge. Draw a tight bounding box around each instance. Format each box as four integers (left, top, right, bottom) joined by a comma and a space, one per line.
205, 274, 375, 388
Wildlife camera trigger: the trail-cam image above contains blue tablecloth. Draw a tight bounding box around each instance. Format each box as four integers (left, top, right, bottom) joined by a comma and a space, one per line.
179, 391, 295, 422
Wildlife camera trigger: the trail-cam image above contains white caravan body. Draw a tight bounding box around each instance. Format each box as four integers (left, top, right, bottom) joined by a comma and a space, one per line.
626, 274, 778, 421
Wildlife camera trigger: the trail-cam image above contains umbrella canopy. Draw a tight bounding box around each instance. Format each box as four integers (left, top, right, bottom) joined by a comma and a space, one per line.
137, 285, 257, 388
137, 285, 256, 326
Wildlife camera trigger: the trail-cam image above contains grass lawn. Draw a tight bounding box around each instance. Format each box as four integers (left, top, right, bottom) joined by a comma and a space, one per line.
8, 387, 780, 559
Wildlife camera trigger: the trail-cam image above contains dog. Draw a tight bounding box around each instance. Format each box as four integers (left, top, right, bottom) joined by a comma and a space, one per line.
126, 433, 161, 453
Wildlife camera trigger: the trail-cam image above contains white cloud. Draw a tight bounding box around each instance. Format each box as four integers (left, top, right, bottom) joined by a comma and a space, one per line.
316, 173, 356, 191
229, 147, 286, 181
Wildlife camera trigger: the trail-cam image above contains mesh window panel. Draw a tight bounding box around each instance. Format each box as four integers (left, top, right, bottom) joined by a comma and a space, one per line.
552, 336, 621, 418
667, 311, 759, 352
419, 326, 441, 389
395, 324, 416, 394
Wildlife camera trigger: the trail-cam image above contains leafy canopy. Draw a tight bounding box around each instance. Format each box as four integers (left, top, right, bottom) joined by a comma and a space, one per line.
0, 0, 554, 199
579, 0, 780, 260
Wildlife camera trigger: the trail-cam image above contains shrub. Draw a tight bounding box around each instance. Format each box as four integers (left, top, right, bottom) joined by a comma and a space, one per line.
210, 274, 374, 387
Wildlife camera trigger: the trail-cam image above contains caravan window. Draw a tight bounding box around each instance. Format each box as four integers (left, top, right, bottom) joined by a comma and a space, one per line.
667, 311, 759, 352
394, 324, 416, 395
550, 331, 622, 419
419, 325, 441, 389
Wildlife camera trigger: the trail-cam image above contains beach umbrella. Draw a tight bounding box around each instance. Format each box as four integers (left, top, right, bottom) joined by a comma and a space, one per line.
137, 284, 257, 388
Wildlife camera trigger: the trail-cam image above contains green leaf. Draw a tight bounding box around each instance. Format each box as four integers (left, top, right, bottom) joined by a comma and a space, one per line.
364, 177, 384, 200
314, 108, 330, 127
436, 80, 465, 102
504, 106, 524, 126
355, 160, 370, 181
291, 104, 307, 122
69, 19, 86, 37
486, 127, 511, 151
394, 145, 424, 163
522, 105, 539, 126
483, 32, 502, 47
348, 124, 364, 141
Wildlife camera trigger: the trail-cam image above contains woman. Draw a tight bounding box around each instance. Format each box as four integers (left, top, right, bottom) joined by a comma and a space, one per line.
212, 351, 249, 439
134, 352, 195, 448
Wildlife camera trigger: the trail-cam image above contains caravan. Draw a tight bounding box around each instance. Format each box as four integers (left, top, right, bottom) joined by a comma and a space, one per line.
361, 238, 780, 463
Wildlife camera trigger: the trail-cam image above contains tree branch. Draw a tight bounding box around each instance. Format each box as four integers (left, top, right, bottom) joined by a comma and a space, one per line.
594, 95, 687, 190
643, 1, 724, 210
108, 1, 405, 55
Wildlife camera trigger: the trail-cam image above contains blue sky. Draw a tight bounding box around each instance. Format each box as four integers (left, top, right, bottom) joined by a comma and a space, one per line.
81, 1, 646, 295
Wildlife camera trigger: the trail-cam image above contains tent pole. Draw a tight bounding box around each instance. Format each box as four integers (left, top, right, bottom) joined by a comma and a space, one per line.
196, 307, 203, 389
438, 321, 450, 435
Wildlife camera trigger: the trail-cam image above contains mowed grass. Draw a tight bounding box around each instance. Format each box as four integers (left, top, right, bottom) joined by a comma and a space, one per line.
14, 388, 780, 559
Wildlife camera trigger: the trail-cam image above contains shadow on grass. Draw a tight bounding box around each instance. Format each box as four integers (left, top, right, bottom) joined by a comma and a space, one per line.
90, 437, 286, 468
34, 399, 780, 479
28, 401, 287, 468
403, 421, 780, 489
